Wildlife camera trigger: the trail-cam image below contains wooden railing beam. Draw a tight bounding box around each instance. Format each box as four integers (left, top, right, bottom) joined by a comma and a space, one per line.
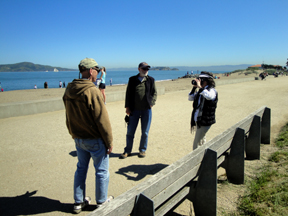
87, 106, 270, 216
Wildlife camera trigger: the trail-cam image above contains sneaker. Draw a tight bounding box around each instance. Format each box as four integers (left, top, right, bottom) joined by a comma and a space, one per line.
138, 151, 146, 158
97, 195, 114, 208
119, 152, 131, 159
73, 196, 91, 214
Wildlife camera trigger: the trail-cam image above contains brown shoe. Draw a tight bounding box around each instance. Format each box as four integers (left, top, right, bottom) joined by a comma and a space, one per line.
119, 152, 131, 159
138, 151, 146, 158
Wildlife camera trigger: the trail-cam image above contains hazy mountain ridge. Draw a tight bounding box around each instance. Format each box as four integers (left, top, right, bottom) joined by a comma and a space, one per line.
0, 62, 76, 72
150, 67, 179, 71
109, 64, 253, 71
175, 64, 253, 71
0, 62, 253, 72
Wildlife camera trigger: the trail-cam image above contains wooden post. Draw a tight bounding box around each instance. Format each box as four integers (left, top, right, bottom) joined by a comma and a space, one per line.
189, 149, 217, 216
246, 115, 261, 160
133, 193, 154, 216
224, 128, 245, 184
261, 107, 271, 144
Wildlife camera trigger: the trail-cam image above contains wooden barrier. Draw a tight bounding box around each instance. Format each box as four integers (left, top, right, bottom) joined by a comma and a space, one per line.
87, 106, 271, 216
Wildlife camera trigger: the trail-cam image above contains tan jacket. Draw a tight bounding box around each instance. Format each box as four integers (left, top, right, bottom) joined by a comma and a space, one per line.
63, 79, 113, 148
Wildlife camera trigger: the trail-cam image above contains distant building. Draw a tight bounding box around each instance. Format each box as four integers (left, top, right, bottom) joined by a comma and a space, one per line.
248, 64, 262, 69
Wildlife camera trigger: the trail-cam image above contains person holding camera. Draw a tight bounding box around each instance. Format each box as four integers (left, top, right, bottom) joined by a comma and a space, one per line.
99, 67, 107, 104
120, 62, 157, 159
188, 71, 218, 150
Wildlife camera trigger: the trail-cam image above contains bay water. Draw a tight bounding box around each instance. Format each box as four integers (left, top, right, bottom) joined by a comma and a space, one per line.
0, 70, 227, 91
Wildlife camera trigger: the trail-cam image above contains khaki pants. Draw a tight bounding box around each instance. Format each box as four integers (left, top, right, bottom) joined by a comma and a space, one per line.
193, 124, 211, 150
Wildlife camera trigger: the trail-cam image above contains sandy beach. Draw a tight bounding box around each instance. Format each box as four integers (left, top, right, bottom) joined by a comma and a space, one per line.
0, 72, 254, 104
1, 72, 288, 215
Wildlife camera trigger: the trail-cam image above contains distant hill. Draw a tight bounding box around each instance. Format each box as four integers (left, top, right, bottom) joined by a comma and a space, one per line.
150, 67, 179, 71
175, 64, 254, 72
108, 64, 253, 71
0, 62, 76, 72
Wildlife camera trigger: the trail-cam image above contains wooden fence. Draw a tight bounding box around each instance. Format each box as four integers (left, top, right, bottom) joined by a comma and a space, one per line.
87, 106, 271, 216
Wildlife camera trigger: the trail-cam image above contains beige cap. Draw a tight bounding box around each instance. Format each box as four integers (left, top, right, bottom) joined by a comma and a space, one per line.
79, 58, 99, 69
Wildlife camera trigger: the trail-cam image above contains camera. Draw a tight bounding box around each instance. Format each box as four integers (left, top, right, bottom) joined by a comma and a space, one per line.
125, 115, 129, 124
191, 80, 197, 85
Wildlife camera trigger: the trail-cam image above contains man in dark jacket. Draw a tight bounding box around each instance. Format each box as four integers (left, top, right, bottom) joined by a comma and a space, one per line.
120, 62, 157, 159
63, 58, 113, 213
188, 71, 218, 150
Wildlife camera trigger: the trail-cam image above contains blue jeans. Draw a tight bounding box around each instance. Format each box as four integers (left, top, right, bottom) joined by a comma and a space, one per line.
74, 138, 109, 204
125, 109, 152, 153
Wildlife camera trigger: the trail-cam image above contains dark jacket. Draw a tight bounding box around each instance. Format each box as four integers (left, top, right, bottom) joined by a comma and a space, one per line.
125, 74, 157, 112
191, 87, 218, 128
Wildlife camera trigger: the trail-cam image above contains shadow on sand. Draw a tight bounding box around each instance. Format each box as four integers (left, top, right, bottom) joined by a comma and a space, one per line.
115, 163, 168, 181
0, 190, 95, 216
69, 150, 77, 157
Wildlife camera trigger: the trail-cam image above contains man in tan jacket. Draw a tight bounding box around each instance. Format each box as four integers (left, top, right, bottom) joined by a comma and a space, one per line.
63, 58, 113, 214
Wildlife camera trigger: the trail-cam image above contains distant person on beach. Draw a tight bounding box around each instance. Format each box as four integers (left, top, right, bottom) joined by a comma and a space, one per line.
259, 73, 266, 80
63, 81, 65, 87
188, 71, 218, 150
44, 82, 48, 88
34, 85, 37, 89
110, 78, 112, 86
99, 67, 107, 104
59, 81, 62, 88
63, 58, 114, 213
120, 62, 157, 159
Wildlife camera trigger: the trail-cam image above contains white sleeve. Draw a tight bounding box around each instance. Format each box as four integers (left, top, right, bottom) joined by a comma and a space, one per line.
188, 92, 195, 101
200, 88, 216, 100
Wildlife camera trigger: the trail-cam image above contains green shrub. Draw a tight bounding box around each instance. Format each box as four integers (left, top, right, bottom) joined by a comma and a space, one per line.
231, 69, 245, 74
265, 69, 276, 75
247, 67, 259, 71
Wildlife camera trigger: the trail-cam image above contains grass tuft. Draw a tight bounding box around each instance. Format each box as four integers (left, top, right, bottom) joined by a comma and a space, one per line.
234, 122, 288, 216
275, 122, 288, 148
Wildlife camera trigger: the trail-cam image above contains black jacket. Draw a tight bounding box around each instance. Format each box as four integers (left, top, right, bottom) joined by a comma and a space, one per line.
125, 74, 157, 112
191, 87, 218, 128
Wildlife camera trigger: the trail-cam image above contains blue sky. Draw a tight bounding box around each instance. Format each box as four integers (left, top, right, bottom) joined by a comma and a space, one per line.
0, 0, 287, 69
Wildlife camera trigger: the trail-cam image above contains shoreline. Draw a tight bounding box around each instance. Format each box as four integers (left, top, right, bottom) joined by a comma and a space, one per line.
0, 72, 259, 104
0, 70, 256, 92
